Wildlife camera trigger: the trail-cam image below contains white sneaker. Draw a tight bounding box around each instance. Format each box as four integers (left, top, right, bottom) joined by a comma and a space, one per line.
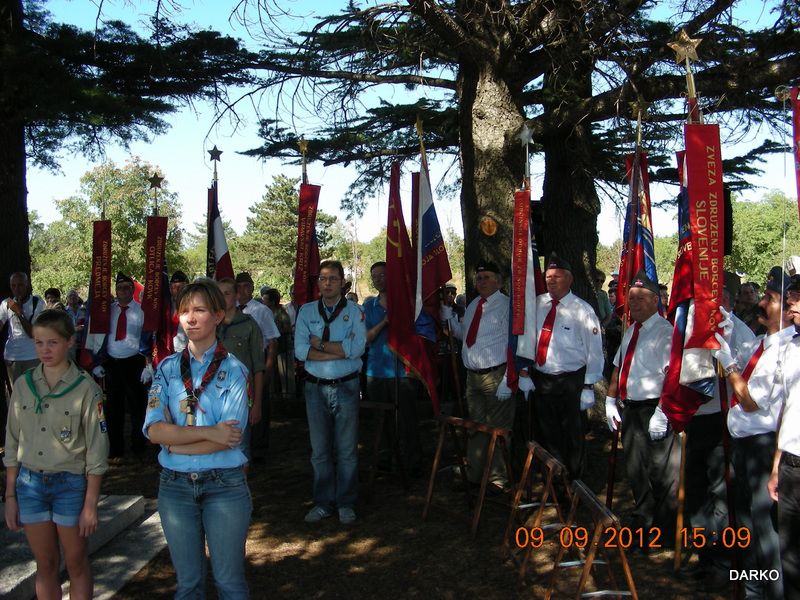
338, 507, 356, 524
304, 506, 333, 523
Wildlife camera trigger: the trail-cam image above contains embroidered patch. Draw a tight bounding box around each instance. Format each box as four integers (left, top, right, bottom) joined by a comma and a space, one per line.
343, 314, 350, 321
147, 396, 160, 409
217, 370, 227, 382
99, 420, 108, 433
150, 384, 162, 397
96, 400, 104, 418
60, 426, 72, 441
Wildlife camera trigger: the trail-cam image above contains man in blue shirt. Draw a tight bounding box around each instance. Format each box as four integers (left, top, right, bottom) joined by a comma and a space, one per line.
363, 261, 422, 476
295, 260, 367, 524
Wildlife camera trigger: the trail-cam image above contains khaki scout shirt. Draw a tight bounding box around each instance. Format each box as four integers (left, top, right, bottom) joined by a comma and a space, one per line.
218, 312, 265, 377
3, 362, 109, 476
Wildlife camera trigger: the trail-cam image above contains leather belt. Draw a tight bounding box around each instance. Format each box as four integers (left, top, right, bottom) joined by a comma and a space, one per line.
466, 363, 506, 375
305, 371, 360, 386
783, 452, 800, 468
621, 398, 660, 408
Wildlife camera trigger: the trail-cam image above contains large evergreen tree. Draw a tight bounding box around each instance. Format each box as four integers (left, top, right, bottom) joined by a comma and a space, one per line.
240, 0, 799, 297
0, 0, 255, 295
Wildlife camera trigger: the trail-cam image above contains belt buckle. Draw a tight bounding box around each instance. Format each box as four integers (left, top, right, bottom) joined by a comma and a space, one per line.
189, 472, 199, 481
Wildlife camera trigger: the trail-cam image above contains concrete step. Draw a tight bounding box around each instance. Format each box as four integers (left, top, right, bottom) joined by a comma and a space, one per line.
62, 510, 166, 600
0, 494, 145, 600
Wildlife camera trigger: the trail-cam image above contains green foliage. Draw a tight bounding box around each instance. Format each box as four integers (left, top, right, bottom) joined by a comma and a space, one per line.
233, 175, 343, 294
595, 235, 677, 286
726, 190, 800, 283
29, 158, 186, 294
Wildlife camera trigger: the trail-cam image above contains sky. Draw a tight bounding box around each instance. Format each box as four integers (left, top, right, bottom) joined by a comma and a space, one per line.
26, 0, 798, 249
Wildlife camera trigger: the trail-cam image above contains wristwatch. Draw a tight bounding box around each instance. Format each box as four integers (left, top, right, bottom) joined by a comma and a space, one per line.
318, 341, 326, 352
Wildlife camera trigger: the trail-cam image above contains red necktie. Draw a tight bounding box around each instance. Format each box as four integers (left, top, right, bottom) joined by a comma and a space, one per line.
535, 298, 560, 366
731, 340, 764, 407
115, 305, 129, 341
617, 321, 642, 401
465, 298, 487, 348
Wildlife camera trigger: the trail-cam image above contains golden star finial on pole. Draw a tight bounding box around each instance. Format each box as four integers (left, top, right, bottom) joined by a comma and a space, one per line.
668, 29, 702, 64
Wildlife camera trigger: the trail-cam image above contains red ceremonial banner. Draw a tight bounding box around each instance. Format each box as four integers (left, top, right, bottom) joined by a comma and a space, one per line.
293, 183, 322, 306
791, 87, 800, 220
684, 124, 724, 349
142, 216, 168, 331
89, 220, 112, 334
511, 189, 531, 335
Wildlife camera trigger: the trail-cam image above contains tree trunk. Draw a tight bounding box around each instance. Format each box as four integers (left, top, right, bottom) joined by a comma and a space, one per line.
0, 0, 31, 298
458, 61, 525, 297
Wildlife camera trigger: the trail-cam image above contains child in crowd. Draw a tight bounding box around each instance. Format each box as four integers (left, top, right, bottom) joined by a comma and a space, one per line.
4, 309, 109, 600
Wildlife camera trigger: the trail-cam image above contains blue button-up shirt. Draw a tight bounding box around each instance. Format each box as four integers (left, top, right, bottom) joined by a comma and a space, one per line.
143, 343, 249, 471
295, 299, 366, 379
363, 296, 403, 378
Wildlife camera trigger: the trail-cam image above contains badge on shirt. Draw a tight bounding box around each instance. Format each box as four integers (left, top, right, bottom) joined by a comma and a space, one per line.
217, 370, 226, 382
96, 400, 104, 419
343, 314, 350, 322
99, 420, 108, 433
60, 426, 72, 442
593, 327, 598, 335
147, 396, 160, 409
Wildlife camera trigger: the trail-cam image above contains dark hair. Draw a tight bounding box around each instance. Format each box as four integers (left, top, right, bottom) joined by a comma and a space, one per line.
44, 287, 61, 299
370, 261, 386, 273
658, 283, 668, 291
33, 308, 75, 340
176, 279, 226, 314
319, 260, 345, 279
266, 288, 281, 306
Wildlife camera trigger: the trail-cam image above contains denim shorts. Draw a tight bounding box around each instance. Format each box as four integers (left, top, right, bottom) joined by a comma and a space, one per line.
16, 466, 87, 527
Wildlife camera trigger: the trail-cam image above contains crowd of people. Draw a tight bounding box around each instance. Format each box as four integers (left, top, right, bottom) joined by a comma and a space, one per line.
2, 255, 800, 598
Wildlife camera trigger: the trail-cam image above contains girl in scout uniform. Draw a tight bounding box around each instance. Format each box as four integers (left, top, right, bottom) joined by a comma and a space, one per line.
143, 279, 251, 599
4, 309, 109, 600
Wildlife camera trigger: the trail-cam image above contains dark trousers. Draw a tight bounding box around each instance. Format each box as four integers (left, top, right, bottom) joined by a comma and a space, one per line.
105, 354, 147, 457
732, 433, 783, 599
685, 412, 730, 567
778, 457, 800, 600
621, 401, 679, 533
366, 376, 422, 472
532, 367, 585, 479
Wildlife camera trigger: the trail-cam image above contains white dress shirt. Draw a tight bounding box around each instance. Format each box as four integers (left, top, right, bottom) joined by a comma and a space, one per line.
727, 326, 794, 438
777, 330, 800, 455
0, 296, 44, 361
448, 290, 508, 370
242, 299, 280, 349
533, 292, 603, 385
613, 313, 672, 401
107, 301, 144, 359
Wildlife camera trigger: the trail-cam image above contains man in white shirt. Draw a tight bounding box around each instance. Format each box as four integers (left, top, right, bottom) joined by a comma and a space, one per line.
93, 272, 149, 458
236, 271, 280, 461
532, 254, 603, 479
718, 267, 790, 600
768, 274, 800, 598
604, 271, 675, 535
444, 263, 511, 491
0, 272, 44, 385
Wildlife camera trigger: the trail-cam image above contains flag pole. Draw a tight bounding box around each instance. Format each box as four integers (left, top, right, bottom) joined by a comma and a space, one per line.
148, 172, 164, 217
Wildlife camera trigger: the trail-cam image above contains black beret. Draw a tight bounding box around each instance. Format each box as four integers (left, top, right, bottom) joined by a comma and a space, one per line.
629, 270, 659, 296
170, 270, 188, 284
545, 253, 571, 273
116, 272, 134, 286
475, 262, 500, 275
766, 266, 790, 296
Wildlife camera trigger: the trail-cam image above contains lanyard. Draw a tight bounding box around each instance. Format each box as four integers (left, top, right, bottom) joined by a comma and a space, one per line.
179, 342, 228, 426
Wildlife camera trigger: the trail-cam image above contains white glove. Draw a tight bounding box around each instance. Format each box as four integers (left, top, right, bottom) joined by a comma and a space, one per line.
517, 374, 535, 397
140, 363, 154, 385
92, 365, 105, 378
712, 332, 736, 370
718, 306, 733, 343
496, 377, 513, 401
440, 305, 453, 322
648, 405, 669, 440
580, 388, 595, 410
605, 396, 621, 432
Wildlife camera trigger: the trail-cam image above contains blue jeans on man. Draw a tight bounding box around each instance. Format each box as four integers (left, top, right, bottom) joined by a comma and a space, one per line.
305, 377, 360, 511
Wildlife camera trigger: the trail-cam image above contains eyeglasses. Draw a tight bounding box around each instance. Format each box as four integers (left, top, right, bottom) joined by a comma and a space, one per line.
317, 276, 341, 283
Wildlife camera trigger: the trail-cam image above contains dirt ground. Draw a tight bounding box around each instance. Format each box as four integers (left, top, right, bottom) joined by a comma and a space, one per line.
90, 396, 738, 600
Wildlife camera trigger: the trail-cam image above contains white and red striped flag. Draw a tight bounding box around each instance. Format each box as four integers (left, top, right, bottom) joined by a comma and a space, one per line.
206, 179, 234, 280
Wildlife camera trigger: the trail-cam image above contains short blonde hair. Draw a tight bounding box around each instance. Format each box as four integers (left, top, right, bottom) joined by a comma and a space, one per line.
176, 279, 225, 314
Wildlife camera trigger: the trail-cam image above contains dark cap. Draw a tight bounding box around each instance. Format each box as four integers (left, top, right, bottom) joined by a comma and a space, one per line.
259, 285, 270, 296
766, 266, 791, 296
629, 270, 659, 296
545, 253, 571, 273
475, 262, 500, 275
235, 272, 254, 284
116, 272, 134, 286
170, 270, 188, 284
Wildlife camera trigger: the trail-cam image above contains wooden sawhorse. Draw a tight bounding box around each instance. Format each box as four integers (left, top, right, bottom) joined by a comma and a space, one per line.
544, 479, 638, 600
422, 415, 513, 538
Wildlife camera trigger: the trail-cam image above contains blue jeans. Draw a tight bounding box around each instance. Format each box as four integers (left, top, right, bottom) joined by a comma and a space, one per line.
16, 467, 86, 527
304, 377, 360, 510
158, 467, 251, 599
